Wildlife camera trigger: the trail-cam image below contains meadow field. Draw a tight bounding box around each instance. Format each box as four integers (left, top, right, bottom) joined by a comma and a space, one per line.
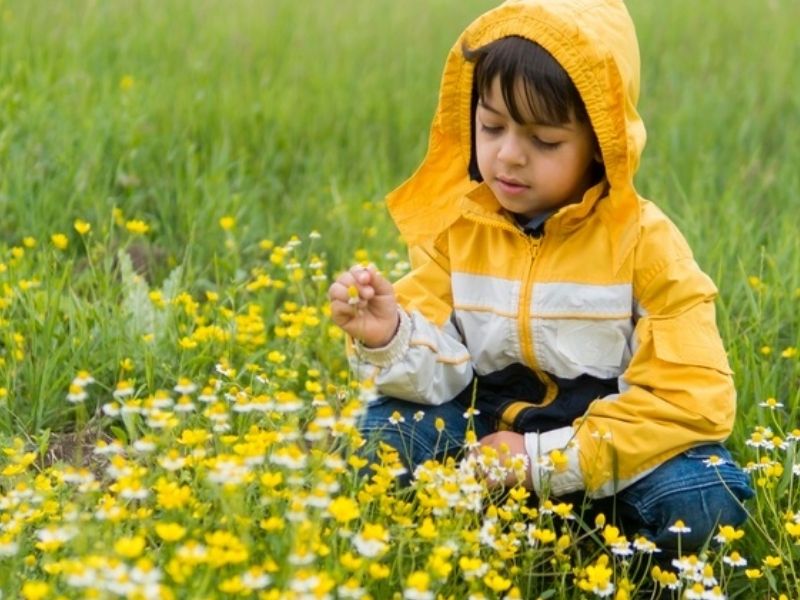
0, 0, 798, 597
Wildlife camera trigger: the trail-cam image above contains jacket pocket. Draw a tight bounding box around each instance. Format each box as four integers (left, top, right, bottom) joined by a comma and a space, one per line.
650, 314, 733, 374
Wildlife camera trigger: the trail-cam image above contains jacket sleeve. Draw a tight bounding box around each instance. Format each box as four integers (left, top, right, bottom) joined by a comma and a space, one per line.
525, 218, 735, 498
350, 238, 474, 405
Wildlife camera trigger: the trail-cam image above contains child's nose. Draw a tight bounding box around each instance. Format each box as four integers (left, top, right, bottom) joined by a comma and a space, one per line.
497, 134, 527, 166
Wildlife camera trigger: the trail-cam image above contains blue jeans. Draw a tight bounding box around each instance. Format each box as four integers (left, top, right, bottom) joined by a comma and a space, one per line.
359, 396, 754, 555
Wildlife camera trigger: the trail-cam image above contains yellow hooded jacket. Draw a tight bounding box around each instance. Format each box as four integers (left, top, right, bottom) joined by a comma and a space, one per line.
355, 0, 735, 497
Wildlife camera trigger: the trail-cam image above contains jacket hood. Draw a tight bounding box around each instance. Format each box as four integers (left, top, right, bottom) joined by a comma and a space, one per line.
387, 0, 646, 268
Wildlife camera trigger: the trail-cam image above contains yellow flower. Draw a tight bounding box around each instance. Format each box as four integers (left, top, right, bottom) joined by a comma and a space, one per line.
178, 337, 198, 350
50, 233, 68, 250
155, 523, 187, 542
259, 517, 284, 532
715, 524, 745, 543
340, 552, 363, 572
483, 570, 512, 593
269, 247, 286, 265
549, 449, 569, 472
125, 219, 150, 235
579, 555, 614, 596
204, 530, 249, 567
763, 555, 782, 568
353, 523, 389, 558
112, 379, 135, 400
178, 428, 211, 446
428, 546, 453, 579
218, 577, 245, 594
418, 517, 438, 540
668, 519, 691, 533
2, 463, 26, 477
328, 496, 360, 524
602, 525, 625, 545
347, 284, 360, 305
595, 513, 607, 528
786, 522, 800, 537
260, 471, 283, 489
651, 566, 678, 587
114, 535, 146, 559
533, 528, 556, 544
553, 502, 573, 519
405, 571, 430, 592
219, 216, 236, 231
745, 568, 763, 579
119, 74, 135, 91
781, 347, 797, 359
21, 581, 50, 600
155, 479, 193, 510
148, 290, 165, 308
73, 219, 91, 235
348, 455, 368, 470
685, 583, 705, 598
23, 236, 36, 248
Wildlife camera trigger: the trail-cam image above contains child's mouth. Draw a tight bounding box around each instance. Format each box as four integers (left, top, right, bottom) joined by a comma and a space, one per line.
496, 177, 529, 195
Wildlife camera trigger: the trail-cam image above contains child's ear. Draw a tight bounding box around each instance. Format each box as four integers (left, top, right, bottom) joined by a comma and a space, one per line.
594, 148, 603, 164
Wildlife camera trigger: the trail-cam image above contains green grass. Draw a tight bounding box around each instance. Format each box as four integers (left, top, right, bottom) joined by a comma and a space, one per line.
0, 0, 799, 597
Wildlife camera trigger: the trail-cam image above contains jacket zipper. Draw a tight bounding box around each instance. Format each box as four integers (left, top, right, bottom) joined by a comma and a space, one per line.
463, 211, 544, 370
519, 235, 541, 369
462, 210, 560, 410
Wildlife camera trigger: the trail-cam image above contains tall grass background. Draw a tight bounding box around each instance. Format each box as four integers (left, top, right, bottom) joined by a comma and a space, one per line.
2, 0, 797, 437
0, 0, 799, 597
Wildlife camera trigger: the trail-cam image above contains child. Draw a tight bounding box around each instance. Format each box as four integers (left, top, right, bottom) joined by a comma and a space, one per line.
328, 0, 752, 553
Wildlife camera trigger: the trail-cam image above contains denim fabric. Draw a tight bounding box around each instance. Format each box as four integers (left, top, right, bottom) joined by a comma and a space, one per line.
358, 395, 496, 486
359, 396, 754, 554
612, 443, 754, 555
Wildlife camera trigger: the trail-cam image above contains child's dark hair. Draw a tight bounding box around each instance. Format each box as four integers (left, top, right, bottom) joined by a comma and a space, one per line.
464, 36, 595, 181
464, 35, 589, 125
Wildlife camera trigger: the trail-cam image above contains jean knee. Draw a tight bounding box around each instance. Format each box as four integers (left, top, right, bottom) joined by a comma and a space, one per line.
617, 444, 753, 552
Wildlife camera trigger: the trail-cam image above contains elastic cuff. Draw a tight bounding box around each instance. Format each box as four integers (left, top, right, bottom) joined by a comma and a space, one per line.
353, 310, 411, 367
524, 427, 585, 496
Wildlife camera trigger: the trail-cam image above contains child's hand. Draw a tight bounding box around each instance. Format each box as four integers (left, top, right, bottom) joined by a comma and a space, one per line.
328, 265, 400, 347
475, 431, 533, 489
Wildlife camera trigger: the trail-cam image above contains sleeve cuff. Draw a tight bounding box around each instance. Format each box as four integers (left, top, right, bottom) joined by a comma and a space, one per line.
524, 427, 585, 497
353, 310, 412, 367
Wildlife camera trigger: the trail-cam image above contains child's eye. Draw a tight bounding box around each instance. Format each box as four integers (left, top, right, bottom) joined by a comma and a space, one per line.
480, 123, 503, 135
532, 137, 561, 150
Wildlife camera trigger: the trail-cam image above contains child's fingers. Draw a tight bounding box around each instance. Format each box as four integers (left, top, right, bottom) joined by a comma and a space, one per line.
367, 269, 394, 297
331, 268, 376, 298
349, 264, 394, 297
329, 281, 370, 307
349, 264, 374, 286
329, 295, 365, 329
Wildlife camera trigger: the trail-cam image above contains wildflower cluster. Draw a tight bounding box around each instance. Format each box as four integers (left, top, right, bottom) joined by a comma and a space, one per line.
1, 226, 798, 597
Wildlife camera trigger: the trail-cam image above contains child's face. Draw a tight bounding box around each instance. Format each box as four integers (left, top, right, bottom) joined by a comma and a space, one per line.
475, 76, 599, 220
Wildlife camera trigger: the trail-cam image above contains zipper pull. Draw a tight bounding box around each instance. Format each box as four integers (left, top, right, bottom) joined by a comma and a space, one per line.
528, 236, 541, 258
